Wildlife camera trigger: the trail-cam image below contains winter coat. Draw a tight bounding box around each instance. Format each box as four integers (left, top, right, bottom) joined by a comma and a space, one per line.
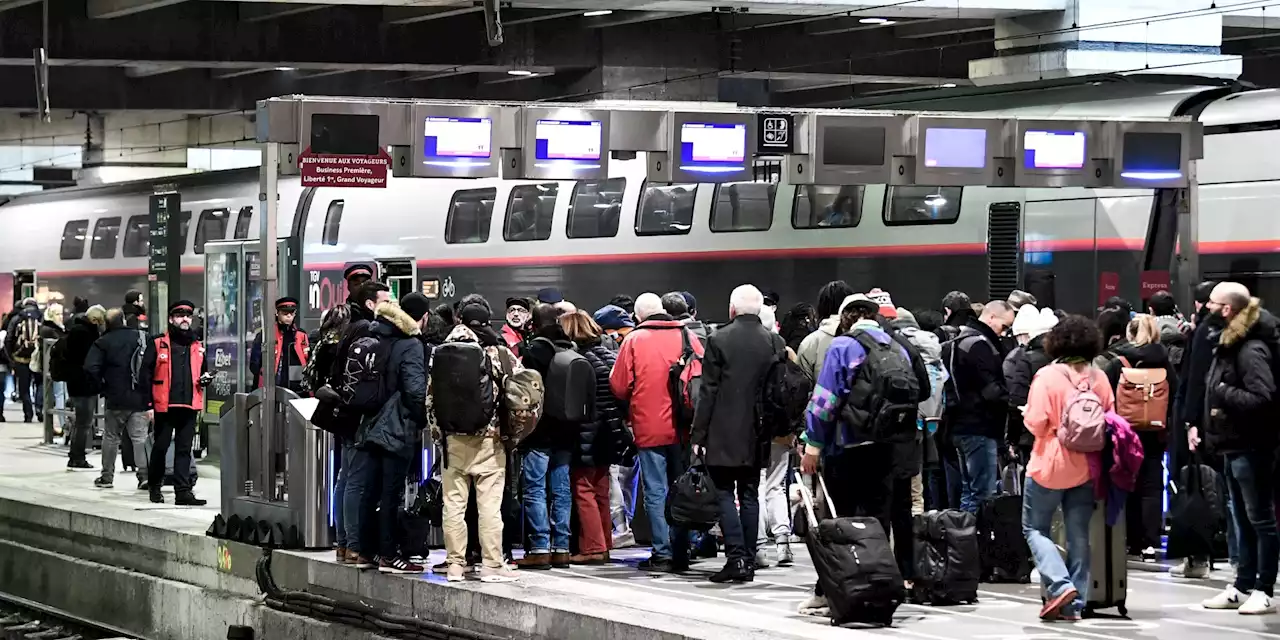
86, 315, 151, 411
935, 307, 975, 345
358, 302, 427, 458
1177, 316, 1216, 428
1004, 335, 1051, 447
797, 315, 841, 381
250, 323, 308, 393
1156, 314, 1192, 370
522, 325, 580, 451
141, 327, 209, 410
943, 319, 1009, 440
804, 320, 912, 456
61, 315, 101, 397
610, 315, 705, 449
691, 314, 782, 469
574, 338, 627, 467
1204, 300, 1280, 454
31, 320, 65, 374
122, 302, 148, 330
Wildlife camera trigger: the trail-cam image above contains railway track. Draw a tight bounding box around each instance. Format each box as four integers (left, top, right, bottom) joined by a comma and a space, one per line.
0, 592, 138, 640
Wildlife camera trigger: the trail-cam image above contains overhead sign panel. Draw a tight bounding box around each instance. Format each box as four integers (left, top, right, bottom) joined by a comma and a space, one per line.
758, 113, 794, 154
648, 111, 755, 183
1013, 120, 1105, 187
1110, 120, 1196, 188
410, 104, 506, 178
784, 113, 905, 185
297, 112, 391, 188
521, 107, 610, 180
896, 116, 1012, 186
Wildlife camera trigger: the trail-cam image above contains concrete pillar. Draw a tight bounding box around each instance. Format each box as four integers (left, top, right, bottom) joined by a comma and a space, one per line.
970, 0, 1241, 85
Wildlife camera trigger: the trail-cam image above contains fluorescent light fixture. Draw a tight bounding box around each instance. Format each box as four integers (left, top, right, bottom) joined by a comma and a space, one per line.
941, 83, 957, 88
275, 66, 297, 71
583, 9, 613, 17
859, 17, 894, 24
1121, 170, 1183, 180
507, 69, 535, 76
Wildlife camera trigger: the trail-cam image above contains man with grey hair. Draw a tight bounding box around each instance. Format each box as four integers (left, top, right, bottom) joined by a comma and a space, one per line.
633, 292, 665, 323
942, 299, 1015, 514
690, 284, 782, 583
1007, 290, 1037, 310
662, 291, 708, 347
1196, 282, 1280, 615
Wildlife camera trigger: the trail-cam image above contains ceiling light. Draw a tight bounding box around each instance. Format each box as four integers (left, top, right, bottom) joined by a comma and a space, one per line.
941, 83, 957, 88
859, 17, 894, 24
583, 9, 613, 17
507, 69, 535, 76
275, 67, 296, 71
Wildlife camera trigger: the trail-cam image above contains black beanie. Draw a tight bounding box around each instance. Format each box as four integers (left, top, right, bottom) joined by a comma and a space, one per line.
400, 292, 431, 322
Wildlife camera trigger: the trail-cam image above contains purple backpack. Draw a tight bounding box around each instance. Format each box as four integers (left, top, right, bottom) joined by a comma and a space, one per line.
1056, 366, 1107, 453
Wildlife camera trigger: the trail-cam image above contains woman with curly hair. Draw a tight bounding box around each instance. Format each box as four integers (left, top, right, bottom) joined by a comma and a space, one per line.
1022, 315, 1115, 622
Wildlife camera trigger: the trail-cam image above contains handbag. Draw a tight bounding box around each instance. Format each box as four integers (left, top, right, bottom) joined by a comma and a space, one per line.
666, 456, 720, 531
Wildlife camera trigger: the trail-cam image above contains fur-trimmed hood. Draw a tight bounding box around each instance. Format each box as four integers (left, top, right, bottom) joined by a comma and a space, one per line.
374, 301, 421, 337
1220, 297, 1276, 348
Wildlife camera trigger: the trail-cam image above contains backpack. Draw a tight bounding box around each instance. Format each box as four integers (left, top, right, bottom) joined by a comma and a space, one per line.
492, 345, 544, 445
49, 335, 74, 382
10, 315, 38, 364
1114, 355, 1170, 430
1055, 366, 1107, 452
940, 334, 980, 414
430, 341, 497, 436
338, 334, 395, 414
301, 330, 341, 394
667, 328, 702, 430
666, 460, 720, 531
537, 338, 595, 424
840, 330, 920, 445
763, 340, 813, 438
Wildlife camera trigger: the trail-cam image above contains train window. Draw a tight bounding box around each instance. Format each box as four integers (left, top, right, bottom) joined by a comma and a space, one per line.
445, 188, 497, 244
793, 185, 863, 229
883, 186, 963, 225
711, 183, 774, 232
504, 184, 558, 242
566, 178, 626, 239
194, 208, 230, 254
60, 220, 89, 260
322, 200, 344, 246
122, 215, 150, 258
636, 182, 696, 236
177, 211, 192, 255
234, 206, 254, 239
90, 216, 122, 259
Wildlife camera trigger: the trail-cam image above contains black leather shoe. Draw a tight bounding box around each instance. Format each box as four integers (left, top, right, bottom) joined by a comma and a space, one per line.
708, 558, 754, 584
175, 493, 208, 507
149, 489, 164, 504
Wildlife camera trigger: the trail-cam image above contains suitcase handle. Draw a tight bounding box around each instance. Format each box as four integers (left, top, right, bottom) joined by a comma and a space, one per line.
794, 470, 838, 527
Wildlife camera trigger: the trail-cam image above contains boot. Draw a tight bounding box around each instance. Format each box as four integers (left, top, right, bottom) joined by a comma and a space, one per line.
515, 553, 551, 570
550, 552, 571, 568
149, 489, 164, 504
708, 558, 754, 584
175, 492, 208, 507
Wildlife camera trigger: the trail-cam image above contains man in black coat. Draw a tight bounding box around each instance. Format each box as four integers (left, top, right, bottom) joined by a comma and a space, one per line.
85, 308, 152, 490
1193, 283, 1280, 614
61, 305, 106, 470
692, 284, 784, 584
943, 300, 1015, 515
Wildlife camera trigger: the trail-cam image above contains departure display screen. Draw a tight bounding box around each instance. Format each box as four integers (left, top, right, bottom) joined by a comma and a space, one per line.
681, 122, 747, 164
422, 116, 492, 159
923, 127, 987, 169
1023, 130, 1086, 169
822, 126, 886, 166
1122, 131, 1182, 178
535, 119, 602, 161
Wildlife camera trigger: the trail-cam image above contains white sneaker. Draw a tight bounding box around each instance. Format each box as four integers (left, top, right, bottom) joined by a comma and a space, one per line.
446, 564, 466, 582
755, 548, 772, 569
1030, 568, 1040, 583
1173, 559, 1211, 579
1204, 585, 1247, 610
1240, 590, 1277, 615
777, 542, 794, 567
799, 594, 829, 615
480, 564, 519, 583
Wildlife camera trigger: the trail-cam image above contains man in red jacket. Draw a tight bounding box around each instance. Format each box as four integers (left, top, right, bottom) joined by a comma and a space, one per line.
142, 300, 212, 505
610, 292, 705, 572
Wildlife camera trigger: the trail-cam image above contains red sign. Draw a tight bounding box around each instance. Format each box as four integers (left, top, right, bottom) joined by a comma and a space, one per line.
1098, 271, 1120, 307
1140, 270, 1170, 298
298, 147, 390, 188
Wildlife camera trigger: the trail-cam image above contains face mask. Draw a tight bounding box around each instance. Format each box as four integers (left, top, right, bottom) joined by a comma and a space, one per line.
506, 307, 530, 329
1206, 309, 1228, 329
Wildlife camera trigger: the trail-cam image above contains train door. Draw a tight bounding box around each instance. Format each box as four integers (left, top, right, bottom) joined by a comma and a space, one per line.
377, 258, 416, 300
12, 270, 35, 304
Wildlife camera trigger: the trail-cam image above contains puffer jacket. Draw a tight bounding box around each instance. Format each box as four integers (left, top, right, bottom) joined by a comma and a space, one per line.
61, 314, 101, 397
574, 338, 627, 467
1205, 299, 1280, 454
609, 314, 705, 449
797, 315, 841, 381
359, 302, 427, 459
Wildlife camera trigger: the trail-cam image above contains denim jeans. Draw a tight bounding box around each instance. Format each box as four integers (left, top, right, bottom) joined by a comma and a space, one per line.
522, 448, 572, 553
638, 444, 688, 560
333, 440, 356, 549
710, 466, 760, 563
1226, 451, 1279, 596
67, 395, 96, 464
1224, 459, 1241, 566
343, 447, 376, 557
345, 446, 411, 558
954, 434, 998, 514
1023, 477, 1093, 616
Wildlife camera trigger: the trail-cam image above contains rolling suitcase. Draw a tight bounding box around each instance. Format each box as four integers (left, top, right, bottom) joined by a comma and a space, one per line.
978, 493, 1032, 583
796, 471, 906, 627
913, 509, 981, 605
1045, 502, 1127, 617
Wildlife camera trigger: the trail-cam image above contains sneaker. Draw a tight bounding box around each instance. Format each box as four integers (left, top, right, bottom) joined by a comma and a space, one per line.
93, 477, 113, 489
1141, 546, 1158, 563
798, 594, 829, 615
67, 459, 93, 470
612, 530, 635, 548
446, 563, 466, 582
379, 556, 425, 574
754, 548, 772, 569
637, 556, 672, 572
433, 561, 478, 575
1173, 559, 1211, 579
480, 564, 519, 583
1040, 587, 1078, 621
1203, 585, 1247, 610
1240, 590, 1276, 615
776, 542, 794, 567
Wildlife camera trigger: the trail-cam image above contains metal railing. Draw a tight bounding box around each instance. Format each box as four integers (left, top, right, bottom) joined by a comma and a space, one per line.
39, 337, 104, 446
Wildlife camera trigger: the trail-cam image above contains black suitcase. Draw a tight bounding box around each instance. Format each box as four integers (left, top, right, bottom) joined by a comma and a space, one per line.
796, 471, 906, 627
913, 509, 981, 605
978, 494, 1032, 583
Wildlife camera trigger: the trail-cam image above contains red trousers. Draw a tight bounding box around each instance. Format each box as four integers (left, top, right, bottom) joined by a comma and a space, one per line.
572, 466, 613, 555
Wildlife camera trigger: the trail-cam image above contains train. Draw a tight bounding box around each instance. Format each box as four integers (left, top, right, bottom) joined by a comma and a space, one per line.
2, 80, 1279, 329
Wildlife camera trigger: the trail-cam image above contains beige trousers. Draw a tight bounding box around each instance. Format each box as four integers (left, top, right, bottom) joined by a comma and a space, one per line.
442, 435, 507, 569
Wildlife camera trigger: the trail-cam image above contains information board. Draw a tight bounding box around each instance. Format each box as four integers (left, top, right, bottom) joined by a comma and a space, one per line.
535, 119, 602, 161
924, 128, 987, 168
423, 116, 492, 161
1121, 131, 1183, 180
1024, 130, 1086, 169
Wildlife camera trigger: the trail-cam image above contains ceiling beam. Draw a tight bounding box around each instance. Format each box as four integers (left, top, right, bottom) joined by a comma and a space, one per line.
87, 0, 188, 19
806, 17, 934, 37
396, 67, 473, 83
503, 10, 584, 26
299, 68, 357, 80
484, 71, 551, 85
213, 67, 279, 80
239, 3, 329, 23
125, 63, 187, 78
584, 11, 696, 29
384, 5, 482, 25
0, 0, 41, 13
895, 19, 994, 39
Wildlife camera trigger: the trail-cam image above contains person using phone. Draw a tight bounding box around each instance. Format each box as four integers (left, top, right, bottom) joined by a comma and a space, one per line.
140, 300, 212, 506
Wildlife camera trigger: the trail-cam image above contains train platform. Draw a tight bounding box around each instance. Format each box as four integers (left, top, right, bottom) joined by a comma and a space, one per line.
1, 402, 1276, 640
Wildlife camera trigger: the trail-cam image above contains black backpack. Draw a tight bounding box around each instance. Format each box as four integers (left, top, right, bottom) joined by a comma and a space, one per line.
48, 336, 75, 382
430, 341, 497, 436
763, 340, 813, 438
538, 338, 595, 424
839, 330, 920, 445
337, 334, 395, 414
666, 460, 720, 531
